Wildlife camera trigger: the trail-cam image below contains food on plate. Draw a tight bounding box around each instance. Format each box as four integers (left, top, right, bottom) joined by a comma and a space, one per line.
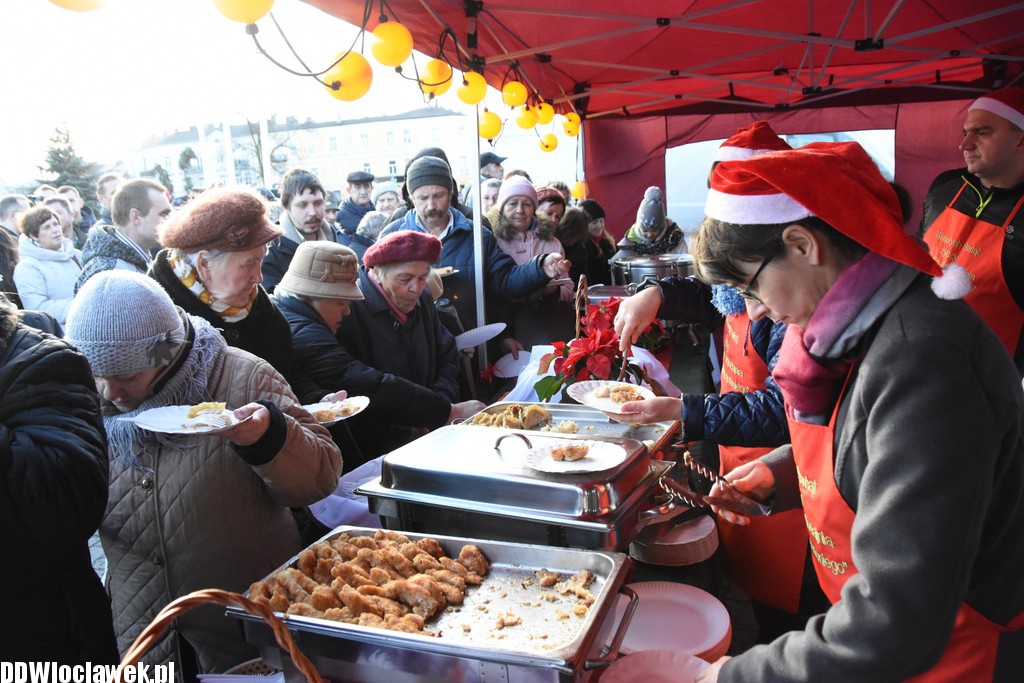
610, 385, 643, 403
312, 399, 362, 422
550, 443, 590, 462
522, 404, 550, 430
541, 419, 579, 434
187, 401, 226, 418
434, 266, 455, 276
248, 529, 492, 637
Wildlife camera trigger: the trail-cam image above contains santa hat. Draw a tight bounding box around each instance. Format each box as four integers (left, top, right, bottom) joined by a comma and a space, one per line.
713, 121, 792, 162
968, 87, 1024, 130
705, 142, 970, 300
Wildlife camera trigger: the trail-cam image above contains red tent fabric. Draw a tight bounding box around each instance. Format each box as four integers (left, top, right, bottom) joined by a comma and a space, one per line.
302, 0, 1022, 233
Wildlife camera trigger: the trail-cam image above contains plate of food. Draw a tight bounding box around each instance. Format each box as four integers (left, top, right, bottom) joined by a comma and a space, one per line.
454, 322, 506, 351
118, 402, 246, 435
434, 266, 459, 277
523, 439, 629, 473
566, 380, 656, 414
304, 396, 370, 425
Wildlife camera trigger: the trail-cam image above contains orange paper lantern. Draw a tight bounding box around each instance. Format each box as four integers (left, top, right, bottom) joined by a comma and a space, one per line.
324, 52, 374, 101
570, 180, 588, 199
502, 81, 528, 107
516, 106, 538, 129
47, 0, 107, 10
370, 22, 413, 67
456, 72, 488, 105
539, 133, 558, 152
420, 59, 453, 97
535, 102, 555, 125
213, 0, 275, 24
480, 110, 503, 139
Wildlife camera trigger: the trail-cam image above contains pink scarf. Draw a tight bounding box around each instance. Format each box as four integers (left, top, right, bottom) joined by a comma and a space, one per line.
773, 251, 902, 420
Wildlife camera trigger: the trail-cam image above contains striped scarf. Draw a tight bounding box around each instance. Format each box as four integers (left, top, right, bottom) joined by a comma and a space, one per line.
169, 251, 257, 322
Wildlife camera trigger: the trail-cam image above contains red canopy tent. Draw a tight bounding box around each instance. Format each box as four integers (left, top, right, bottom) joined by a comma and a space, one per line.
302, 0, 1024, 233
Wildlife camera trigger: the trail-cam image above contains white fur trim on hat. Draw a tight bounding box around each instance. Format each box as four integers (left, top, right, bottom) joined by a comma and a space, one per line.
704, 187, 813, 226
969, 96, 1024, 130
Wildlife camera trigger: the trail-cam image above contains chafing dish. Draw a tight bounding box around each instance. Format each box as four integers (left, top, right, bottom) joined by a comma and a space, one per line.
228, 526, 638, 682
357, 407, 681, 551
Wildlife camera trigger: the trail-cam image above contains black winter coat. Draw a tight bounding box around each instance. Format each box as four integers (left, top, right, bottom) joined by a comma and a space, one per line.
0, 299, 117, 662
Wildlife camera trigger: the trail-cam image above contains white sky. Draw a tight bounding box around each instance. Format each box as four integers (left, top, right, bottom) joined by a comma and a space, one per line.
0, 0, 579, 190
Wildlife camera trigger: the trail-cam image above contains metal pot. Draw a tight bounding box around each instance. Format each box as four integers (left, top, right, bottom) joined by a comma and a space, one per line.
611, 254, 693, 286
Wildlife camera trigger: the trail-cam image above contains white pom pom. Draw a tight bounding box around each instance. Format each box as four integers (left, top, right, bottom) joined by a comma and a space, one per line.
930, 263, 972, 300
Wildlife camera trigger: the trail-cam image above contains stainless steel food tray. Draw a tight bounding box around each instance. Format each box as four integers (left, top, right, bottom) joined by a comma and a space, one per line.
228, 526, 638, 682
466, 401, 678, 448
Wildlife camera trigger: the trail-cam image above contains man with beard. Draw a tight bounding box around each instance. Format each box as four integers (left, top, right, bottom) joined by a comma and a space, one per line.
262, 168, 345, 292
336, 170, 375, 239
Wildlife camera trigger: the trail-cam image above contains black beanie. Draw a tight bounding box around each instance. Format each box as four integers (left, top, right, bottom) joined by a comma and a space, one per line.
579, 199, 606, 221
405, 156, 453, 196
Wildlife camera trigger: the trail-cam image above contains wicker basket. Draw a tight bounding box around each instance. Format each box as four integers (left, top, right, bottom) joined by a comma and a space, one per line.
115, 589, 319, 682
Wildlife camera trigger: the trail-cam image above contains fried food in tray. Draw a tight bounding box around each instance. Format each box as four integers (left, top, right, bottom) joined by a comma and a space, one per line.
465, 404, 580, 434
248, 529, 491, 637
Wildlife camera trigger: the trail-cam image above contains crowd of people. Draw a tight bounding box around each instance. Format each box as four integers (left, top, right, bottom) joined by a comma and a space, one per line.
2, 86, 1023, 680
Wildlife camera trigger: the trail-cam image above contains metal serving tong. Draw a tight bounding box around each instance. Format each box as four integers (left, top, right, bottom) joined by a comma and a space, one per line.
665, 447, 772, 517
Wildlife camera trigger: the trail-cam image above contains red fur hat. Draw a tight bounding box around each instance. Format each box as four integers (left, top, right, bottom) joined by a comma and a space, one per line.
705, 141, 970, 299
363, 230, 442, 268
714, 121, 792, 162
159, 187, 282, 253
969, 87, 1024, 129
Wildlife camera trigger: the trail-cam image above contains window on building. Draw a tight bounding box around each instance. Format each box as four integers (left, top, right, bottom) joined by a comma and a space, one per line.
361, 133, 369, 149
388, 160, 397, 175
329, 137, 338, 152
363, 162, 372, 174
458, 127, 466, 141
386, 131, 394, 145
431, 128, 440, 143
403, 129, 412, 144
345, 135, 353, 150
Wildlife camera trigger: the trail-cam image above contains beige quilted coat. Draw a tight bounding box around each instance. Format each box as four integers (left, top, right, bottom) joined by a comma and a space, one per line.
100, 346, 342, 670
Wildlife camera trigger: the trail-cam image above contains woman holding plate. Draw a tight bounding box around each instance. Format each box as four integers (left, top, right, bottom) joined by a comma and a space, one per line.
612, 142, 1024, 681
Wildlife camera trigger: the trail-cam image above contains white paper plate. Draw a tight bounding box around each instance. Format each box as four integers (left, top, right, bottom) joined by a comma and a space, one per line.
601, 649, 709, 683
118, 405, 242, 435
607, 582, 731, 658
566, 380, 656, 414
303, 396, 370, 425
524, 439, 628, 473
493, 351, 529, 378
454, 322, 506, 351
435, 267, 459, 277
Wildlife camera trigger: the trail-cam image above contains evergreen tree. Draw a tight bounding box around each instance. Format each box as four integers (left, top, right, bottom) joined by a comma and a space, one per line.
38, 126, 101, 202
141, 164, 174, 196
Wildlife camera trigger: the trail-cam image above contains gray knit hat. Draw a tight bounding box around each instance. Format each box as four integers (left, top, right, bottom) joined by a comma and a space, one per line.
636, 186, 666, 236
405, 156, 453, 196
66, 270, 187, 377
370, 181, 401, 205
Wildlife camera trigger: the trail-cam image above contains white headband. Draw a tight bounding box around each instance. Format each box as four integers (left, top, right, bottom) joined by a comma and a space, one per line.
969, 96, 1024, 130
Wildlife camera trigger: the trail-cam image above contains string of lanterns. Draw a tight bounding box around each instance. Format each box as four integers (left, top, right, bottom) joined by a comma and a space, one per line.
46, 0, 589, 193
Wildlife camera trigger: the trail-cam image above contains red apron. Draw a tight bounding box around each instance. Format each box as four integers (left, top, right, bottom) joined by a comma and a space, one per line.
923, 185, 1024, 357
716, 313, 807, 612
789, 368, 1024, 681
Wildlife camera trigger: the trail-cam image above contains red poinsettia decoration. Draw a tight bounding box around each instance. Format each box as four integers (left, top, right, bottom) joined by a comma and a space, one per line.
534, 297, 663, 402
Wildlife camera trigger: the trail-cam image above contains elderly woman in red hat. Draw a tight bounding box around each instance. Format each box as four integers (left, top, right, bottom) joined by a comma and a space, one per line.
291, 230, 484, 459
613, 142, 1024, 682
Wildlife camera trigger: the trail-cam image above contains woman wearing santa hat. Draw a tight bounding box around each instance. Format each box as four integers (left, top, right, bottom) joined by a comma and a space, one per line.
616, 141, 1024, 681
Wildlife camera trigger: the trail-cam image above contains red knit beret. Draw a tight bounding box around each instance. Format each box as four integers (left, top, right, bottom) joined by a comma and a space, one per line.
363, 230, 442, 268
535, 186, 566, 206
159, 187, 282, 253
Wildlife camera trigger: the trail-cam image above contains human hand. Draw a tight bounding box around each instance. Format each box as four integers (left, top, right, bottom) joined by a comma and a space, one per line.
710, 460, 776, 526
694, 656, 730, 682
499, 337, 524, 360
614, 286, 663, 353
603, 396, 680, 424
320, 389, 348, 404
448, 400, 487, 424
542, 253, 571, 279
219, 402, 271, 447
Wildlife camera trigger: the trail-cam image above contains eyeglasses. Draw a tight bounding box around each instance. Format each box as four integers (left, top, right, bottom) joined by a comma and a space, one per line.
738, 255, 774, 303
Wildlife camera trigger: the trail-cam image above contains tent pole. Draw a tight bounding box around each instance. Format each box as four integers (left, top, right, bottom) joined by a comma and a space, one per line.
470, 105, 488, 370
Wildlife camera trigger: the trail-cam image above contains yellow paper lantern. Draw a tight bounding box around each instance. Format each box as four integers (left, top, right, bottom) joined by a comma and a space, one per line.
516, 106, 538, 129
570, 180, 588, 199
213, 0, 275, 24
47, 0, 106, 10
565, 112, 582, 126
420, 59, 453, 97
479, 110, 503, 140
456, 72, 488, 105
502, 81, 528, 107
535, 102, 555, 125
539, 133, 558, 152
563, 120, 580, 137
324, 52, 374, 102
370, 22, 413, 67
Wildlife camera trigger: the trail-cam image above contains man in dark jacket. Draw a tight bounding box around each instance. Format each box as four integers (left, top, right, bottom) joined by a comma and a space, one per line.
0, 195, 29, 306
262, 168, 345, 293
0, 295, 118, 662
379, 155, 569, 337
336, 170, 375, 238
